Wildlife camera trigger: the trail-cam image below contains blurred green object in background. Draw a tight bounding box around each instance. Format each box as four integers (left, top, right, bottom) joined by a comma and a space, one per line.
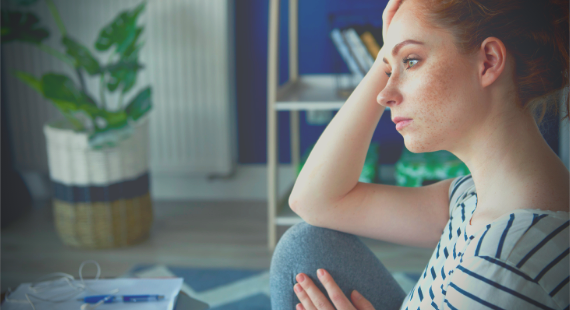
297, 142, 381, 184
2, 0, 152, 149
359, 142, 379, 183
395, 147, 470, 187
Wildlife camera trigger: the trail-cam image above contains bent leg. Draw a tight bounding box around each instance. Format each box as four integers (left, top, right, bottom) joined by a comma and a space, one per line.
269, 221, 406, 310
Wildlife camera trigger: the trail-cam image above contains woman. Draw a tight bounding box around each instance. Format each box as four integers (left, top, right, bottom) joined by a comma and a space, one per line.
269, 0, 569, 309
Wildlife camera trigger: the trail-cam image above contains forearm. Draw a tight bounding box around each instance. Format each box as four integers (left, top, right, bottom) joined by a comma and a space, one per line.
290, 56, 389, 211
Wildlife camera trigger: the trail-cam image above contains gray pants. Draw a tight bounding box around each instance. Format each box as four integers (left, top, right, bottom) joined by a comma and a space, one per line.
269, 221, 406, 310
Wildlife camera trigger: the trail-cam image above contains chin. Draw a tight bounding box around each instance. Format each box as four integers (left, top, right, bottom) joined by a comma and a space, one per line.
403, 135, 441, 154
404, 142, 425, 153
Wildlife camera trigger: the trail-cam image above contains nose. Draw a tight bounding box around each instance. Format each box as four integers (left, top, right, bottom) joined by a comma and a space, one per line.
376, 80, 403, 108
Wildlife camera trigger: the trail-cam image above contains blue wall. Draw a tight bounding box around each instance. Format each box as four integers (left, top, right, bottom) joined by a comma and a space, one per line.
235, 0, 405, 165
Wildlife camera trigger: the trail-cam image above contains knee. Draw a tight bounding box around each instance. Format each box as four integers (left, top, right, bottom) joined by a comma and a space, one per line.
269, 222, 332, 285
278, 221, 320, 247
271, 221, 358, 264
275, 221, 332, 250
272, 221, 313, 256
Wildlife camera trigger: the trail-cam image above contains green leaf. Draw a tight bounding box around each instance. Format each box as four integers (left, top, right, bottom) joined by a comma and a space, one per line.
122, 27, 143, 57
14, 71, 98, 130
125, 86, 152, 121
107, 68, 137, 93
103, 59, 144, 72
86, 109, 131, 149
78, 101, 129, 132
62, 36, 101, 75
95, 2, 146, 95
41, 74, 102, 131
94, 109, 129, 130
40, 74, 132, 140
41, 73, 98, 113
88, 123, 133, 149
13, 70, 42, 94
94, 1, 145, 55
1, 9, 49, 44
106, 54, 142, 94
42, 73, 82, 110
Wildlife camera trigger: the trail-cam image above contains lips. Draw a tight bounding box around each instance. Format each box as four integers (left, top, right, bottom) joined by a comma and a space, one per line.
393, 116, 413, 131
392, 116, 413, 124
395, 119, 412, 130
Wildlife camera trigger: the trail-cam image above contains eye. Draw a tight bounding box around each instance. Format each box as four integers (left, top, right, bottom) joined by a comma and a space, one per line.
385, 57, 420, 78
404, 58, 419, 69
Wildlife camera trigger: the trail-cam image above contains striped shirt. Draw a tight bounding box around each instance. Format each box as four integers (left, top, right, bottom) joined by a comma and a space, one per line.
399, 174, 569, 310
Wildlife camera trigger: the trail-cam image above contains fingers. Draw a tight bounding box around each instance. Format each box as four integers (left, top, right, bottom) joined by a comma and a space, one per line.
383, 0, 402, 19
351, 290, 375, 310
294, 270, 357, 310
295, 272, 334, 310
317, 269, 356, 310
294, 282, 316, 310
382, 0, 403, 39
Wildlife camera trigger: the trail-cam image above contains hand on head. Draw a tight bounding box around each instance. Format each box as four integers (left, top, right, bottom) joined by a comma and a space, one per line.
382, 0, 404, 41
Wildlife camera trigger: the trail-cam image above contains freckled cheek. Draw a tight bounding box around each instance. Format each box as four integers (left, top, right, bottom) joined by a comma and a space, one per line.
404, 74, 451, 122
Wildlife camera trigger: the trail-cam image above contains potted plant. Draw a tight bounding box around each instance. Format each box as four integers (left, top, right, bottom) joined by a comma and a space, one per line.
2, 0, 154, 248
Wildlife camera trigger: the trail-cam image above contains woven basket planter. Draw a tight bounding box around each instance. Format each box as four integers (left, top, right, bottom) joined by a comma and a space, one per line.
43, 116, 153, 249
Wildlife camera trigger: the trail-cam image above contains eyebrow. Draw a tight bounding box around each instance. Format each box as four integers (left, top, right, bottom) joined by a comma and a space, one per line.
382, 40, 425, 64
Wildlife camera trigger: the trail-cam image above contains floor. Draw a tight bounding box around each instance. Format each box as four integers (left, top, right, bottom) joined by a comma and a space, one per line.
1, 198, 434, 292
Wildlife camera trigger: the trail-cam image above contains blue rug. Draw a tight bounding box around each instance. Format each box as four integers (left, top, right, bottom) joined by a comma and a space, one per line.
123, 265, 421, 309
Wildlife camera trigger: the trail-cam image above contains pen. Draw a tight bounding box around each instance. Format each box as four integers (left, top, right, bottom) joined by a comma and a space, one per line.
78, 294, 165, 304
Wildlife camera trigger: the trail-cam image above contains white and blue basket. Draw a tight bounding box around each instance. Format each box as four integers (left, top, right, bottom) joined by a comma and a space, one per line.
43, 116, 153, 248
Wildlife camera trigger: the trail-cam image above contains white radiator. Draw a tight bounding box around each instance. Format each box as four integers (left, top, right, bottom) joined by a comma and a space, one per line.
3, 0, 237, 181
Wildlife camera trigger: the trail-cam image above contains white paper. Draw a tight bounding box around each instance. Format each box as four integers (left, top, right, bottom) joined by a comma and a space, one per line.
1, 278, 183, 310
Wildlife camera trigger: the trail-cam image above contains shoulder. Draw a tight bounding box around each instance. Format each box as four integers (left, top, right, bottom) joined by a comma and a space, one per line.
467, 210, 568, 262
446, 254, 566, 310
457, 211, 569, 309
507, 212, 568, 303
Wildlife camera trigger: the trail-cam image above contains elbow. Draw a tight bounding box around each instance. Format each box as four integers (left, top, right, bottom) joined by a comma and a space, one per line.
289, 196, 315, 225
289, 195, 302, 214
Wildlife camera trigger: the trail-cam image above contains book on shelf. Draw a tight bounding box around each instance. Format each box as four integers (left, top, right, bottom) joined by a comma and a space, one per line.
342, 28, 375, 74
358, 24, 383, 59
360, 31, 381, 60
330, 28, 365, 79
330, 25, 383, 79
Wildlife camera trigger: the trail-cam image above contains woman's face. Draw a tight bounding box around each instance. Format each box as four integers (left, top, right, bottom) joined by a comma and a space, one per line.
377, 0, 484, 153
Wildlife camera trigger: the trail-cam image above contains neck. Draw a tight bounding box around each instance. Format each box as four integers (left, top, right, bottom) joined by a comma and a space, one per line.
450, 105, 569, 216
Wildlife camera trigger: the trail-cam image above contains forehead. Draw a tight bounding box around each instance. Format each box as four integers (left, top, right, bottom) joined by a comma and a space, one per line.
383, 1, 451, 58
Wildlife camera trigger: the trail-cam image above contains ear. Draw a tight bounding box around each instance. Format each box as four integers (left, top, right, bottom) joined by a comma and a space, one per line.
478, 37, 508, 88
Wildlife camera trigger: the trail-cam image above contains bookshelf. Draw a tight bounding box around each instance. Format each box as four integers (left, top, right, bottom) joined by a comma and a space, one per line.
266, 0, 391, 250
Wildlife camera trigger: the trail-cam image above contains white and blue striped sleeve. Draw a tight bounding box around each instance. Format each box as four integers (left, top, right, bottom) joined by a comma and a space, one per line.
443, 255, 564, 310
